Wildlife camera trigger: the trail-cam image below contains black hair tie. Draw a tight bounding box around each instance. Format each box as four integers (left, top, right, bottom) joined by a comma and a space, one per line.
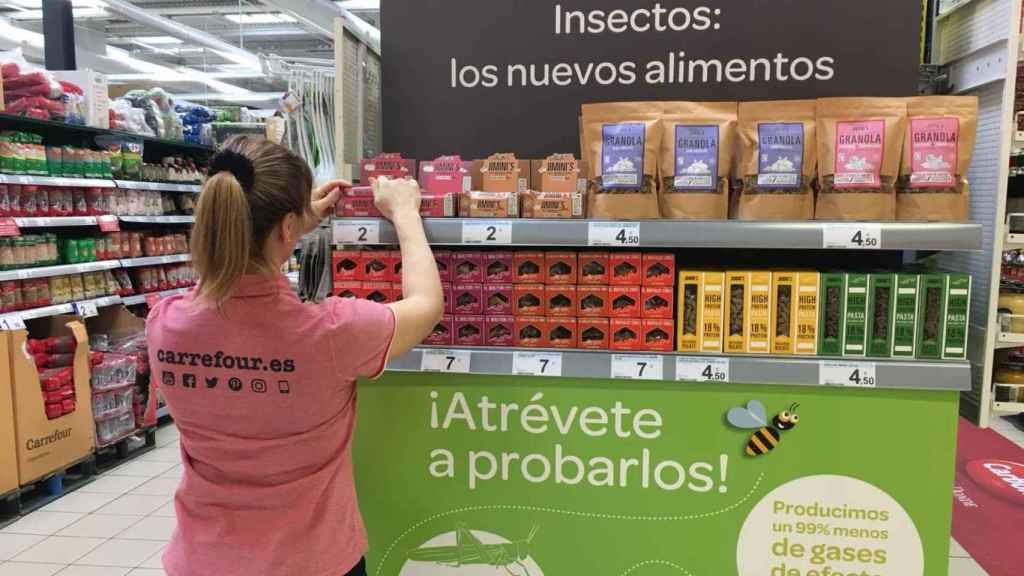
208, 149, 255, 192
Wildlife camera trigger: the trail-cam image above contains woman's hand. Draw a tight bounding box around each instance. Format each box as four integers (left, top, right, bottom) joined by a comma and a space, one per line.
305, 179, 348, 233
372, 176, 422, 223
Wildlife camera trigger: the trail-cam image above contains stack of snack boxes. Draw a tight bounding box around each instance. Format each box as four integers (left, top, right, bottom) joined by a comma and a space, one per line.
331, 250, 403, 305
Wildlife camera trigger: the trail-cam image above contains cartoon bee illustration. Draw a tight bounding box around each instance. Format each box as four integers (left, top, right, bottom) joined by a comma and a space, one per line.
727, 400, 800, 456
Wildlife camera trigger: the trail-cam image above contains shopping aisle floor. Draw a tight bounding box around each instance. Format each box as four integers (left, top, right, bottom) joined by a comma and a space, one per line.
2, 419, 1023, 576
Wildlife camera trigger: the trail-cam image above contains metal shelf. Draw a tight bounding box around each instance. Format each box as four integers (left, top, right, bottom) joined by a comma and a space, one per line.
0, 294, 123, 323
119, 254, 190, 268
0, 260, 120, 282
385, 347, 971, 391
14, 216, 98, 227
118, 215, 194, 224
0, 174, 116, 188
114, 181, 201, 193
993, 401, 1024, 414
0, 113, 215, 154
333, 218, 984, 251
121, 287, 189, 305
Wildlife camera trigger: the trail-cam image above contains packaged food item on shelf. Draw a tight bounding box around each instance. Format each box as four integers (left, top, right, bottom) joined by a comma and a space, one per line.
725, 271, 748, 353
866, 273, 895, 358
336, 186, 381, 218
420, 156, 470, 196
360, 153, 415, 183
483, 252, 514, 283
916, 274, 946, 359
484, 284, 513, 315
514, 283, 545, 316
677, 271, 702, 353
943, 273, 971, 360
611, 318, 643, 351
581, 102, 661, 219
642, 286, 673, 319
795, 272, 820, 355
333, 250, 360, 281
545, 252, 577, 284
453, 252, 483, 283
459, 191, 518, 218
453, 284, 483, 314
546, 285, 577, 317
454, 315, 484, 346
363, 282, 393, 304
843, 273, 869, 356
770, 271, 797, 355
485, 316, 515, 346
579, 252, 609, 285
747, 270, 772, 354
815, 98, 908, 221
736, 100, 816, 220
515, 316, 546, 347
424, 316, 454, 345
702, 271, 725, 352
548, 317, 577, 349
658, 101, 736, 219
362, 251, 393, 282
521, 154, 584, 219
610, 252, 643, 286
610, 285, 641, 318
434, 250, 452, 282
642, 253, 675, 286
442, 282, 453, 314
334, 281, 361, 299
643, 319, 675, 351
96, 411, 135, 445
479, 153, 527, 193
891, 274, 919, 358
514, 251, 544, 283
419, 193, 457, 217
579, 318, 610, 350
897, 96, 977, 222
578, 285, 609, 317
92, 387, 133, 420
818, 273, 846, 356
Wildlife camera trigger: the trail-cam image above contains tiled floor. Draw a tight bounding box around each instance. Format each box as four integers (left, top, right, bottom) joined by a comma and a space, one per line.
2, 418, 1023, 576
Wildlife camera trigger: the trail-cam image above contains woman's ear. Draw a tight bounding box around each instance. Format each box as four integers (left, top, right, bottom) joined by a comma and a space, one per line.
280, 212, 301, 244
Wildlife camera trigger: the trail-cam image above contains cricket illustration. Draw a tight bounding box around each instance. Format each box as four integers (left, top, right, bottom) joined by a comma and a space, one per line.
406, 523, 540, 576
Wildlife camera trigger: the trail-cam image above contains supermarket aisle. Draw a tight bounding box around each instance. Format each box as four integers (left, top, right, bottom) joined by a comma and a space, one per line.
2, 420, 1023, 576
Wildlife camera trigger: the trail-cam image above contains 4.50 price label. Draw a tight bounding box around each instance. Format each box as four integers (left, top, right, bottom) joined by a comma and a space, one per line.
421, 349, 472, 373
333, 220, 381, 245
513, 351, 563, 376
819, 360, 877, 388
822, 224, 882, 249
611, 354, 663, 380
588, 222, 640, 247
675, 357, 730, 383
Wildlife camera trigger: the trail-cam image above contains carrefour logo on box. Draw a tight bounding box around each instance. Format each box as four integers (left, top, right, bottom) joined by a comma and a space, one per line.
965, 459, 1024, 505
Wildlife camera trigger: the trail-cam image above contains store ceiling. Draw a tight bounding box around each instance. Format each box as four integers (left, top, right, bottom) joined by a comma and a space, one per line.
0, 0, 379, 107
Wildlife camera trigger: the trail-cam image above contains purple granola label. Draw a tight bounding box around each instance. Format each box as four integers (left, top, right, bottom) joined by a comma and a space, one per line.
673, 125, 719, 190
601, 123, 644, 189
757, 123, 804, 188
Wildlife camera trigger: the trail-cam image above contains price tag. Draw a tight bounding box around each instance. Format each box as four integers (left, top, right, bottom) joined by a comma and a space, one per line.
74, 301, 98, 318
0, 218, 20, 237
420, 349, 472, 373
822, 224, 882, 249
144, 293, 162, 308
611, 354, 663, 380
0, 315, 25, 330
333, 220, 381, 245
461, 221, 512, 244
588, 222, 640, 247
819, 360, 877, 388
675, 357, 730, 383
97, 215, 120, 232
513, 351, 563, 376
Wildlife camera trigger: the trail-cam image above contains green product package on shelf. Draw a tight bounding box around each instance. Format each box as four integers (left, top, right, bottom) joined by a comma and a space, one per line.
915, 274, 947, 360
817, 273, 846, 356
892, 274, 920, 358
866, 273, 896, 359
942, 274, 971, 360
842, 273, 868, 357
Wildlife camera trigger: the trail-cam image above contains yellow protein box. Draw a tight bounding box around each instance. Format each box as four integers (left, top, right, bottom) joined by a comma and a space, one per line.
795, 271, 820, 355
771, 271, 798, 355
747, 271, 772, 354
725, 271, 749, 353
702, 271, 725, 352
677, 271, 703, 352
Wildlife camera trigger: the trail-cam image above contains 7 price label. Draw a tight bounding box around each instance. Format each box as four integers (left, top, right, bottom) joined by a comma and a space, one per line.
421, 349, 471, 373
513, 351, 563, 376
611, 354, 663, 380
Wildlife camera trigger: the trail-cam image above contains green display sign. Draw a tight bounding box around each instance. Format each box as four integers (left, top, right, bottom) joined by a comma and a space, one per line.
355, 373, 957, 576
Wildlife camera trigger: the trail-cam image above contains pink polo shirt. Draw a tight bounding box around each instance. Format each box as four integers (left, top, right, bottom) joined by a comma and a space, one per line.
146, 274, 395, 576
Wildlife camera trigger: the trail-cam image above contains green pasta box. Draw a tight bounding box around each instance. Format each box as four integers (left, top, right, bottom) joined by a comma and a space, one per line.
867, 273, 896, 358
818, 273, 846, 356
942, 273, 972, 360
891, 274, 920, 358
843, 273, 868, 356
915, 274, 947, 360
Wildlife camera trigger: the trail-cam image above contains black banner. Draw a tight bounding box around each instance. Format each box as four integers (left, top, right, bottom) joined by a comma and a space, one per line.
382, 0, 921, 160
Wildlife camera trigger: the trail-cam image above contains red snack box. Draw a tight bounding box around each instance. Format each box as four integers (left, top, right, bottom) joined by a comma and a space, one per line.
610, 252, 643, 286
609, 285, 642, 318
578, 251, 610, 285
485, 315, 515, 347
610, 318, 644, 351
545, 285, 577, 318
336, 186, 382, 217
642, 286, 674, 319
515, 316, 547, 347
643, 253, 676, 287
362, 251, 393, 282
441, 282, 452, 314
643, 319, 675, 351
578, 285, 609, 318
363, 281, 393, 304
579, 318, 610, 350
484, 251, 514, 284
545, 251, 578, 285
420, 156, 469, 196
547, 317, 578, 349
433, 250, 452, 282
454, 315, 485, 346
391, 250, 403, 282
391, 282, 403, 301
514, 251, 545, 284
360, 153, 415, 183
334, 281, 362, 299
423, 315, 454, 346
333, 250, 361, 281
45, 402, 63, 419
453, 283, 483, 315
420, 193, 457, 217
513, 283, 546, 316
484, 284, 513, 315
61, 398, 75, 414
452, 251, 483, 283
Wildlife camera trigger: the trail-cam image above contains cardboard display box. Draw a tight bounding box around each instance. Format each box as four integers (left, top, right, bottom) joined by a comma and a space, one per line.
579, 318, 609, 350
578, 286, 609, 317
8, 316, 94, 485
0, 331, 17, 496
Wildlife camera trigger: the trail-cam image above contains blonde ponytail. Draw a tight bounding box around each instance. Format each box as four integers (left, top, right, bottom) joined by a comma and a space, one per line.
191, 171, 254, 306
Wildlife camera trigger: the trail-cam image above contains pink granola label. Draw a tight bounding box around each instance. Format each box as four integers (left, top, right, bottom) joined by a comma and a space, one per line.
834, 120, 884, 189
909, 116, 959, 188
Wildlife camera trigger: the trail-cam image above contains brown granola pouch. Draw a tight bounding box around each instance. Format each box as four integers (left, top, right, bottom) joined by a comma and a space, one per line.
657, 101, 736, 219
736, 100, 816, 220
581, 102, 661, 219
815, 97, 908, 221
896, 95, 977, 222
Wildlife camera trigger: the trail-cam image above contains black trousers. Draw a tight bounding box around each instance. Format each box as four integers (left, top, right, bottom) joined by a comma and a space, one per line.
344, 558, 367, 576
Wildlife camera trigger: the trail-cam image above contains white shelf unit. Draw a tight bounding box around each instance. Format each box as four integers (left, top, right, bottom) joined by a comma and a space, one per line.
119, 254, 191, 268
114, 181, 201, 193
121, 287, 189, 306
0, 294, 123, 323
0, 174, 116, 188
118, 215, 194, 224
932, 0, 1024, 426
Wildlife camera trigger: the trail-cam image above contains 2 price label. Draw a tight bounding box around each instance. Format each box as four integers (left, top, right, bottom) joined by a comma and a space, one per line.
74, 301, 98, 318
333, 220, 381, 245
462, 221, 512, 244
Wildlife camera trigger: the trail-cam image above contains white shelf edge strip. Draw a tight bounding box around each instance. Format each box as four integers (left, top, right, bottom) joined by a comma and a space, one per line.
114, 180, 202, 192
0, 175, 116, 188
121, 287, 189, 305
0, 260, 121, 281
0, 294, 123, 322
119, 254, 191, 268
13, 215, 194, 227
